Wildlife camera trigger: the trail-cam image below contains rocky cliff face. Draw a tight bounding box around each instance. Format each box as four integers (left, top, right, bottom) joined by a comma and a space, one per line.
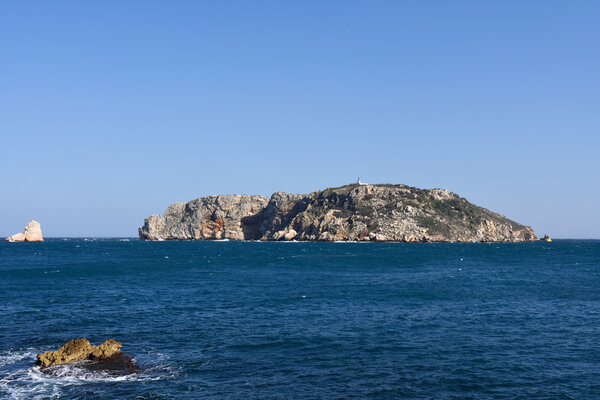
139, 184, 537, 242
140, 195, 269, 240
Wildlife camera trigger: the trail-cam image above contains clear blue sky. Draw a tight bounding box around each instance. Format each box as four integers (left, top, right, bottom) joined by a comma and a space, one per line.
1, 1, 599, 238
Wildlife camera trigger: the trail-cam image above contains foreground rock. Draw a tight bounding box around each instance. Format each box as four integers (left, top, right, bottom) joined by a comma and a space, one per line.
140, 184, 538, 242
4, 220, 44, 242
36, 338, 132, 372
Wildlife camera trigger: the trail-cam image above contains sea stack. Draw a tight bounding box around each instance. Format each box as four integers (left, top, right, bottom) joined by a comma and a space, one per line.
4, 220, 44, 242
139, 184, 538, 242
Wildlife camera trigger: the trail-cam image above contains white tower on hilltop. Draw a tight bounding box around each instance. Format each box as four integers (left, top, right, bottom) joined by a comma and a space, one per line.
357, 177, 368, 186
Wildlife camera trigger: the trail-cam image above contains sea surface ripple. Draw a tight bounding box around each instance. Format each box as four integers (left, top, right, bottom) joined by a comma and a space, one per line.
1, 239, 599, 399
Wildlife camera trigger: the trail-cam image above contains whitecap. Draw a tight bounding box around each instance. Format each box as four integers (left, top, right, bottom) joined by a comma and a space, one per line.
0, 350, 34, 368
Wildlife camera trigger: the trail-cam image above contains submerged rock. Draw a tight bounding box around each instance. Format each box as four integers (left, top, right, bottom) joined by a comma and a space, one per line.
139, 184, 538, 242
36, 338, 128, 370
4, 220, 44, 242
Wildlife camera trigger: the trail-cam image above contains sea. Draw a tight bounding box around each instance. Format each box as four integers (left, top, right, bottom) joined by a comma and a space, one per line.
0, 239, 599, 399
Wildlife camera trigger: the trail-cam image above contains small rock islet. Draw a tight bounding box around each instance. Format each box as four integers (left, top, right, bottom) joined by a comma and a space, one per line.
36, 338, 136, 374
4, 220, 44, 242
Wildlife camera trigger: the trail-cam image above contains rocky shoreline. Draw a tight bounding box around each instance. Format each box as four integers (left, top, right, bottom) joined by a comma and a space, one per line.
139, 184, 537, 242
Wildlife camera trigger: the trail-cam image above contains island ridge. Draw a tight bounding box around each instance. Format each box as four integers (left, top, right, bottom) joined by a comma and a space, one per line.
139, 184, 537, 242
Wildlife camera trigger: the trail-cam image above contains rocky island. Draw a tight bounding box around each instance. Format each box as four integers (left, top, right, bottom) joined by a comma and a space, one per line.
4, 220, 44, 242
139, 184, 537, 242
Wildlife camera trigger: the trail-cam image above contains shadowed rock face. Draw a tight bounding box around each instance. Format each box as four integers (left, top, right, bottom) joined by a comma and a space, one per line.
36, 338, 124, 369
4, 220, 43, 242
139, 184, 538, 242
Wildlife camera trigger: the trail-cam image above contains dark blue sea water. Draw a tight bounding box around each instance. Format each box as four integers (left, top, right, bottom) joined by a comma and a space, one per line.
1, 239, 599, 399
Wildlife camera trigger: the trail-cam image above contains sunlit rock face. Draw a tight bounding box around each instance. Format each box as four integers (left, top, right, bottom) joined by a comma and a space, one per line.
139, 195, 269, 240
36, 338, 122, 369
4, 220, 44, 242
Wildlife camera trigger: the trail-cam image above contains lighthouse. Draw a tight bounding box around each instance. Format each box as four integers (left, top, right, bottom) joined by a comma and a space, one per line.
357, 177, 368, 186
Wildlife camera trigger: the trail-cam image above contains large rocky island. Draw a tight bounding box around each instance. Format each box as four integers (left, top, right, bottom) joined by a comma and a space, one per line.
139, 184, 537, 242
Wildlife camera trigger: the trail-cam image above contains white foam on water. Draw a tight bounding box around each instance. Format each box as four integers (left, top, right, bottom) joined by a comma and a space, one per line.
0, 351, 34, 368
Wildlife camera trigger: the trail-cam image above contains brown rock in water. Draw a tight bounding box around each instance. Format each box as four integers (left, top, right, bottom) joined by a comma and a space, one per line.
4, 220, 44, 242
89, 338, 122, 360
36, 338, 123, 369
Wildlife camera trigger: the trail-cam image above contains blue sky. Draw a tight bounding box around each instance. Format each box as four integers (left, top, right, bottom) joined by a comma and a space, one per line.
1, 1, 599, 238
